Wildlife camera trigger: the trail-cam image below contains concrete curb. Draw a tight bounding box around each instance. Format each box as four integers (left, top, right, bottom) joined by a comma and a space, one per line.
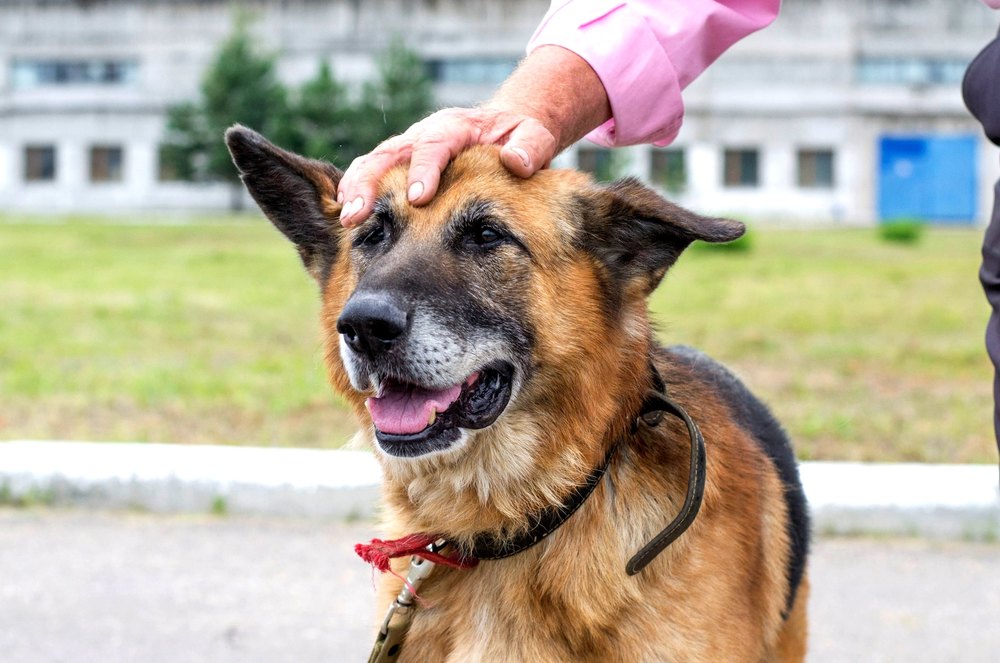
800, 462, 999, 540
1, 441, 997, 539
0, 442, 381, 520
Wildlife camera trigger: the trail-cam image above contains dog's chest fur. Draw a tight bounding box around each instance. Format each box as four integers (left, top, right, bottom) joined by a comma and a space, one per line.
375, 365, 796, 663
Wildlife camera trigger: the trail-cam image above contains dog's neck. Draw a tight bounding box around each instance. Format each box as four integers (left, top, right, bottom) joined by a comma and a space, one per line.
376, 326, 654, 549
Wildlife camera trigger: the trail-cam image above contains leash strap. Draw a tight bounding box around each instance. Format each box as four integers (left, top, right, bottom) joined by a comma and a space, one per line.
367, 549, 438, 663
625, 390, 707, 575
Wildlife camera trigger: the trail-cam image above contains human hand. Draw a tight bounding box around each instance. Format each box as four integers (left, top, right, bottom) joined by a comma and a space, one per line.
337, 106, 558, 226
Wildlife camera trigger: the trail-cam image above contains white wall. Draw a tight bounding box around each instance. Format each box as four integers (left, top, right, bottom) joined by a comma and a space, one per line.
0, 141, 12, 195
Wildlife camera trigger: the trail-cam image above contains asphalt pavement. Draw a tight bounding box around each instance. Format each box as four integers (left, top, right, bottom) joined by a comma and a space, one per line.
0, 508, 997, 663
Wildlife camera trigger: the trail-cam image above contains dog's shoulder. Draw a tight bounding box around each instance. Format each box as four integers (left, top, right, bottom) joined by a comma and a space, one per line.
661, 345, 791, 462
657, 344, 810, 613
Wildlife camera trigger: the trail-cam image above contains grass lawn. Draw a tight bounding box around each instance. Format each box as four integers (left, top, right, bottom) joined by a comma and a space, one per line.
0, 215, 994, 463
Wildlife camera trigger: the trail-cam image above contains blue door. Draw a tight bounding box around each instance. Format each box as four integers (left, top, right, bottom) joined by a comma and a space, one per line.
878, 134, 978, 224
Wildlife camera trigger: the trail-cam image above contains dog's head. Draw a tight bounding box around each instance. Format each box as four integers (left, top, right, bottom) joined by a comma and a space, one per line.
226, 126, 742, 507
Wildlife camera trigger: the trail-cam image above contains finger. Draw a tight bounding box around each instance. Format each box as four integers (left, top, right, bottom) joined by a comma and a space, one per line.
499, 118, 557, 178
338, 138, 411, 226
405, 127, 474, 206
404, 113, 486, 206
339, 154, 395, 226
337, 156, 373, 227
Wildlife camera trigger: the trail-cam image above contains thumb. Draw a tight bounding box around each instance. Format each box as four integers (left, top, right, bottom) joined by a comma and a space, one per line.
499, 118, 557, 178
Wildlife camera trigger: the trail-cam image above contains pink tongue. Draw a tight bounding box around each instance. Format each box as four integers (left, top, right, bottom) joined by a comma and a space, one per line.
367, 382, 463, 435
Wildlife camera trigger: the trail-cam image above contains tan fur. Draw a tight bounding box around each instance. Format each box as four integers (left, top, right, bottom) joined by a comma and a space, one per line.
285, 147, 806, 661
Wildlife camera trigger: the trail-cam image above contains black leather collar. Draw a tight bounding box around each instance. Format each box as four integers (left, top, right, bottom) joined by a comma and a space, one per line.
458, 364, 707, 575
467, 442, 618, 561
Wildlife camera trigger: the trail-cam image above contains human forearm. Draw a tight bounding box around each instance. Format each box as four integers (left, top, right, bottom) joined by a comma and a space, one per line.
485, 45, 611, 155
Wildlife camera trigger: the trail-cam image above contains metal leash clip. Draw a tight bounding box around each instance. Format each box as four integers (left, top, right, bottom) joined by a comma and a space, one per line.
366, 541, 441, 663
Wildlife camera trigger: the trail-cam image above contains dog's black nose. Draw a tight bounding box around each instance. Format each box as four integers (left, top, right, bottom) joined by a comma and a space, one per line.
337, 294, 410, 357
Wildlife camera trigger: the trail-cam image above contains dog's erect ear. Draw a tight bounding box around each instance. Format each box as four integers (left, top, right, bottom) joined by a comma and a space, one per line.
581, 177, 745, 297
225, 125, 343, 280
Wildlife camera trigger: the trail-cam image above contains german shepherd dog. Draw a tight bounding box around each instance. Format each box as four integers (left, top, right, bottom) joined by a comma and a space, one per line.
226, 126, 809, 662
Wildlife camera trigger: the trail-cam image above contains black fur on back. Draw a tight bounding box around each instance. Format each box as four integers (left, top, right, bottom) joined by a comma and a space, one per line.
665, 345, 810, 616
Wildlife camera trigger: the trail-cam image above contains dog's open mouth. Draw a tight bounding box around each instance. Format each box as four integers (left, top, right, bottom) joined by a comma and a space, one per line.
367, 362, 514, 457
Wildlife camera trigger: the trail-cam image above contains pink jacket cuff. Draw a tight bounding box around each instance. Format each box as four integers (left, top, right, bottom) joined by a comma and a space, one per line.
527, 0, 780, 147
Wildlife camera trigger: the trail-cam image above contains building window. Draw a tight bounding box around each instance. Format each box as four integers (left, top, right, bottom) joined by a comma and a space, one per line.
650, 148, 686, 193
11, 59, 139, 88
577, 147, 619, 182
90, 146, 124, 183
425, 58, 518, 86
723, 149, 759, 187
24, 146, 57, 183
856, 57, 969, 86
797, 149, 835, 188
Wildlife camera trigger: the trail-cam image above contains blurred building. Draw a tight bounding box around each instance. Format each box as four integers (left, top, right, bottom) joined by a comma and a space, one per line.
0, 0, 997, 224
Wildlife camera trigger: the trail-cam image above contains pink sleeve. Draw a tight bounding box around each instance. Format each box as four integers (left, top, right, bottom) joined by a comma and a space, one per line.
527, 0, 781, 147
983, 0, 1000, 8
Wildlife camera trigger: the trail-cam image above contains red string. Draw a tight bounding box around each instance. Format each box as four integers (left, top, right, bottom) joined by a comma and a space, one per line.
355, 533, 480, 573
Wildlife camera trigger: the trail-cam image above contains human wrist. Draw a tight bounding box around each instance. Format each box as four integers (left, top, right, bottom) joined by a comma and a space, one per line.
485, 45, 610, 153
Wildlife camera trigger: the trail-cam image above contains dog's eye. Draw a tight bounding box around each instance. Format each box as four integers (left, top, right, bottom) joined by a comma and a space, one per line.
467, 224, 504, 249
356, 221, 387, 247
478, 227, 500, 244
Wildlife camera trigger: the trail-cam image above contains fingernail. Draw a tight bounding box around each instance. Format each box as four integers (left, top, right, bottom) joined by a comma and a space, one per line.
510, 146, 531, 169
407, 181, 424, 203
339, 197, 360, 222
349, 196, 364, 217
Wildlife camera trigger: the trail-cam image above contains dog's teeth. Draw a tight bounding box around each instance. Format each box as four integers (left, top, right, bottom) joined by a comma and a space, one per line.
428, 410, 437, 426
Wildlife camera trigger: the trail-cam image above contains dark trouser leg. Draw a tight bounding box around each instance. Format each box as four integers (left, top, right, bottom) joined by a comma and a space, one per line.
983, 184, 1000, 451
964, 33, 1000, 463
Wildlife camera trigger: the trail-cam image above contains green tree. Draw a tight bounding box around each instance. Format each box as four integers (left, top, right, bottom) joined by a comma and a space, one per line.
355, 38, 435, 156
285, 40, 433, 167
161, 15, 291, 208
160, 102, 207, 183
286, 61, 355, 165
162, 29, 435, 204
